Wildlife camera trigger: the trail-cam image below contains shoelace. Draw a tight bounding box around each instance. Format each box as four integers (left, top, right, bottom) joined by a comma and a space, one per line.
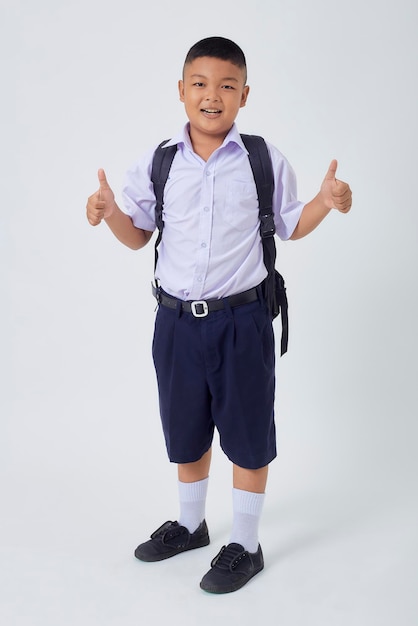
151, 521, 178, 539
212, 544, 247, 570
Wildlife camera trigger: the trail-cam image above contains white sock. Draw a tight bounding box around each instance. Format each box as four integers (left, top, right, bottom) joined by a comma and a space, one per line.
178, 477, 209, 534
229, 488, 265, 553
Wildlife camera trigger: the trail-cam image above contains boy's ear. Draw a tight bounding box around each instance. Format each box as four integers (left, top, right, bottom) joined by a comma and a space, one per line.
240, 85, 250, 108
178, 80, 185, 102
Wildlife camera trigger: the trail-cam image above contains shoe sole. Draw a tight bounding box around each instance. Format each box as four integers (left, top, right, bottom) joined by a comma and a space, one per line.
199, 563, 264, 594
135, 537, 210, 562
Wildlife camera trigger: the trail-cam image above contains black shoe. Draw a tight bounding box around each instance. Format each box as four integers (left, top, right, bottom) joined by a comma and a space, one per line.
134, 520, 210, 562
200, 543, 264, 594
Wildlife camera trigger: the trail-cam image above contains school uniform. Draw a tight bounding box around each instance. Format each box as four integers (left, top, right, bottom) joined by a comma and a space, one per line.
122, 123, 304, 469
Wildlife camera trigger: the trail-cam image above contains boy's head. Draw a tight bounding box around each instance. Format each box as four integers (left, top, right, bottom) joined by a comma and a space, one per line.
179, 37, 250, 148
184, 37, 247, 85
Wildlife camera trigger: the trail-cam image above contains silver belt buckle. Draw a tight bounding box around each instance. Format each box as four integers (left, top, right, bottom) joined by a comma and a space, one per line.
191, 300, 209, 317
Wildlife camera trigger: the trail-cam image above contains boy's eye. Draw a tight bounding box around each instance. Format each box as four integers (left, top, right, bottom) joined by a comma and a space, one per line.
193, 82, 204, 87
222, 85, 235, 90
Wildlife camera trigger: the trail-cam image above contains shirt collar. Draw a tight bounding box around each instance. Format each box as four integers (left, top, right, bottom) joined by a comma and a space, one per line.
162, 123, 248, 154
162, 125, 192, 150
221, 124, 249, 154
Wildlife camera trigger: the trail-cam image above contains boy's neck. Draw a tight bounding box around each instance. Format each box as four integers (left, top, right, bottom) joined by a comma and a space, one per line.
188, 128, 230, 161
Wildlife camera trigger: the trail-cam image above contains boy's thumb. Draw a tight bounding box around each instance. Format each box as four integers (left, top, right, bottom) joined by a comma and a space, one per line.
324, 159, 338, 181
98, 168, 110, 189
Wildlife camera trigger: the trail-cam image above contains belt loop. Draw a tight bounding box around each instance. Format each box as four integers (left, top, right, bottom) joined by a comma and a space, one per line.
223, 297, 234, 319
176, 299, 182, 318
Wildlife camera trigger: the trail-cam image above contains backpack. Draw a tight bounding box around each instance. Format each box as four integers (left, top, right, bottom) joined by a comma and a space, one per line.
150, 134, 289, 356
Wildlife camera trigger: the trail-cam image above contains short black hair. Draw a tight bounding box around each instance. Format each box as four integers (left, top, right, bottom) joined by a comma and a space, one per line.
184, 36, 247, 83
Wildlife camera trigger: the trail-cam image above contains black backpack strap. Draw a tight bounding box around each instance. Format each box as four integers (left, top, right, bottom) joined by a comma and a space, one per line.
240, 134, 288, 355
150, 140, 178, 279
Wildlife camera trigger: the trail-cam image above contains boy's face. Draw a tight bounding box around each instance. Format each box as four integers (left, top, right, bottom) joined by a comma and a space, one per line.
179, 56, 249, 146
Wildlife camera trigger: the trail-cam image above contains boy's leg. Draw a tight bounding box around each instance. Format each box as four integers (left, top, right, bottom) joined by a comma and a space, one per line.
229, 464, 267, 553
199, 464, 267, 594
134, 448, 212, 562
177, 448, 212, 533
232, 463, 268, 493
178, 448, 212, 483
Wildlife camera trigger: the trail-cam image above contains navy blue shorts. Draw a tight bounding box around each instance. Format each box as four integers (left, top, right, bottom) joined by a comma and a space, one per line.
152, 290, 277, 469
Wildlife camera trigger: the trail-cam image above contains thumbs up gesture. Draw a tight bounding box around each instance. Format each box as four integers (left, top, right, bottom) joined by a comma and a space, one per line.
320, 160, 352, 214
86, 169, 116, 226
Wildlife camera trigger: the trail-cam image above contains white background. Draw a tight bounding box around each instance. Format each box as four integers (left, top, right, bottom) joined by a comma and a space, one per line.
2, 0, 417, 624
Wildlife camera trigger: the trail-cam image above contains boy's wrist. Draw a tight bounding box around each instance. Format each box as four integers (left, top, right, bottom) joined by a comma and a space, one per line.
314, 191, 333, 214
104, 201, 118, 221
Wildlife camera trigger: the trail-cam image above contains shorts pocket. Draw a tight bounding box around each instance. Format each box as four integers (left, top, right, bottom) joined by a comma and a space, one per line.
250, 308, 275, 368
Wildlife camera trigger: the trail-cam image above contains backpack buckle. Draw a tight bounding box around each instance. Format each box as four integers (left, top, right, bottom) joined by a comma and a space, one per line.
260, 213, 275, 238
191, 300, 209, 317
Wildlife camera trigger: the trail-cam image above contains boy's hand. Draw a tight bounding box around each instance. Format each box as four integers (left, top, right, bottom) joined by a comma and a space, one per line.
320, 160, 352, 214
86, 169, 116, 226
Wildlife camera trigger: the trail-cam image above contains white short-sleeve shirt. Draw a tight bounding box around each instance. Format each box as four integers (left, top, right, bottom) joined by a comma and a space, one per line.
122, 123, 304, 300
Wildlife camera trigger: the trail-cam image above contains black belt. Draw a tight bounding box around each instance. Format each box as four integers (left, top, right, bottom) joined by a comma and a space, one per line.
152, 284, 259, 317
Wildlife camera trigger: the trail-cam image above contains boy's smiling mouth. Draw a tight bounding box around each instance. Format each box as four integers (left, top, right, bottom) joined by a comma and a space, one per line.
201, 108, 222, 115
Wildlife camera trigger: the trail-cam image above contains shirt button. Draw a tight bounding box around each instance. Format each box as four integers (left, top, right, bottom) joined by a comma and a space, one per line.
206, 171, 211, 176
203, 206, 210, 212
201, 243, 207, 248
197, 276, 202, 282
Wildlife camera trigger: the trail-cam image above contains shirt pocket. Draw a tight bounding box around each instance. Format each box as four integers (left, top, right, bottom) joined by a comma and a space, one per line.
222, 179, 259, 231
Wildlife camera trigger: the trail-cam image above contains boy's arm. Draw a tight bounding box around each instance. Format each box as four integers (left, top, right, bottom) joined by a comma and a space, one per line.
290, 160, 352, 240
86, 169, 153, 250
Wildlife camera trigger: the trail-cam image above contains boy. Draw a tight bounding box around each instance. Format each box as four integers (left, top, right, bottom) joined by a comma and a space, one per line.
86, 37, 352, 594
